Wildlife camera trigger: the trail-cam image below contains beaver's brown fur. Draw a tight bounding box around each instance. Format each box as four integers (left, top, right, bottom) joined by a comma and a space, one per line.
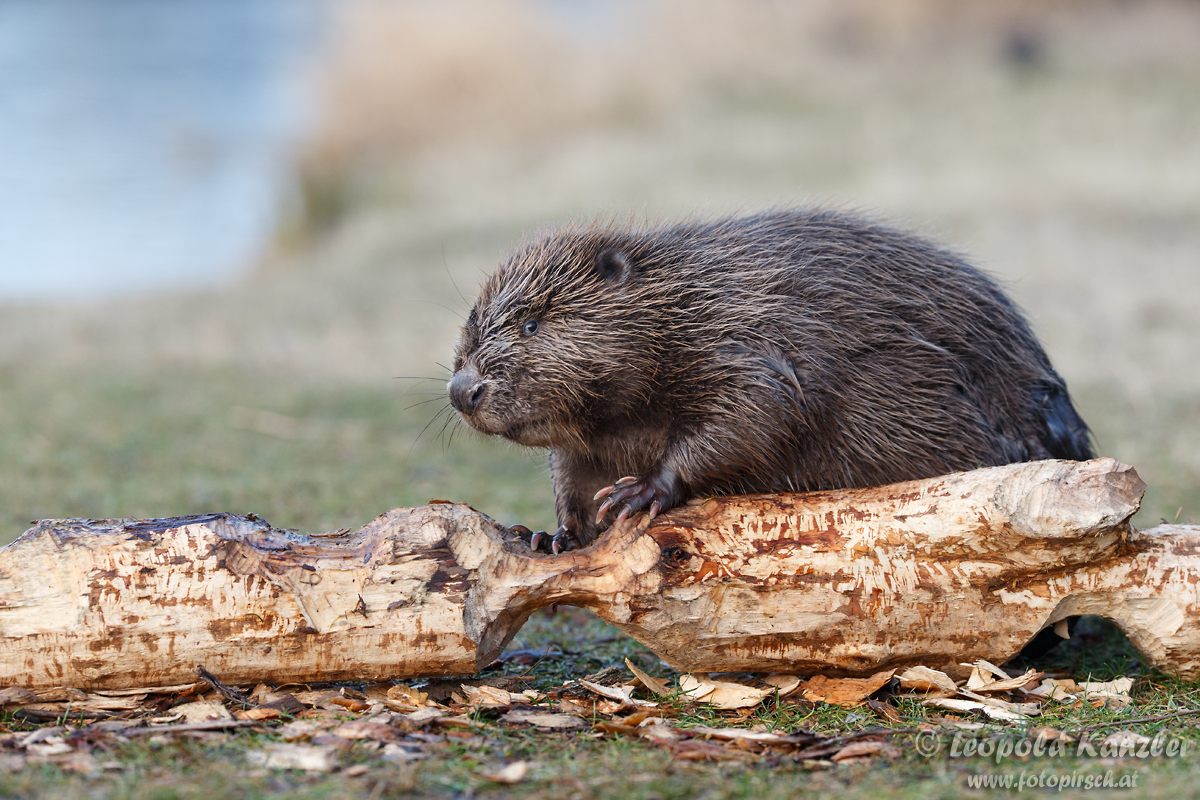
448, 209, 1093, 552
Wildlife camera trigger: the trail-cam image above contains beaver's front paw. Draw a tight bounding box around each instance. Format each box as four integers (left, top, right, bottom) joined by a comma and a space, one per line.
594, 474, 676, 527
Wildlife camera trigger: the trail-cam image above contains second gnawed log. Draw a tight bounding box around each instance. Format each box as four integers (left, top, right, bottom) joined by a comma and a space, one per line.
1, 456, 1196, 690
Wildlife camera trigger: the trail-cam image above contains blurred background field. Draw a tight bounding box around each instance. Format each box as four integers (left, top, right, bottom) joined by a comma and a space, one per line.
1, 0, 1198, 545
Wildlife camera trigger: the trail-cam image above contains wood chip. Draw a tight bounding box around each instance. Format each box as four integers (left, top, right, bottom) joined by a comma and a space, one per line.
897, 666, 958, 694
799, 671, 894, 708
762, 674, 803, 697
969, 668, 1042, 693
0, 687, 47, 707
679, 675, 773, 710
962, 660, 1012, 681
460, 684, 512, 709
501, 711, 586, 729
625, 658, 671, 696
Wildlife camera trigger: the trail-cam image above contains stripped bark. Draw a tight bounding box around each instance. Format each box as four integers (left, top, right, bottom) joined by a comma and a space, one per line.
0, 457, 1196, 690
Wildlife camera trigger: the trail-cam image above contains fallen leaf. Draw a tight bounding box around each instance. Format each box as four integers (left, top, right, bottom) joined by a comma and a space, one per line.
432, 714, 479, 730
501, 710, 586, 729
678, 675, 772, 710
867, 699, 902, 724
481, 761, 528, 783
234, 707, 281, 721
146, 713, 185, 725
381, 742, 428, 763
333, 720, 400, 743
556, 697, 594, 715
625, 658, 671, 696
247, 743, 337, 772
329, 698, 369, 712
122, 720, 261, 735
689, 726, 805, 744
924, 697, 1031, 722
278, 720, 321, 741
1101, 730, 1151, 752
461, 684, 512, 709
958, 689, 1041, 717
173, 700, 232, 723
897, 666, 957, 694
637, 719, 684, 742
799, 671, 894, 708
831, 740, 901, 761
668, 740, 752, 761
398, 707, 446, 724
615, 709, 667, 726
292, 690, 342, 708
386, 684, 429, 708
594, 721, 639, 736
25, 737, 72, 757
1030, 726, 1075, 743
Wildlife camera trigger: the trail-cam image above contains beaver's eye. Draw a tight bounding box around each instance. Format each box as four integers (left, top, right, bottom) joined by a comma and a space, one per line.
522, 319, 540, 336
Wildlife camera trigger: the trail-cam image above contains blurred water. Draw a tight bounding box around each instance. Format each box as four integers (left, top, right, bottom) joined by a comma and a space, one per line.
0, 0, 324, 301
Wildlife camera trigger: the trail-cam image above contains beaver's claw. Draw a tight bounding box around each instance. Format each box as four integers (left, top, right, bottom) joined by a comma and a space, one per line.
594, 474, 674, 526
510, 523, 580, 555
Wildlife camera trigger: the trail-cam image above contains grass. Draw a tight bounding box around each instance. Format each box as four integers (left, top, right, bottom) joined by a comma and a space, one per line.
3, 610, 1200, 798
0, 363, 556, 544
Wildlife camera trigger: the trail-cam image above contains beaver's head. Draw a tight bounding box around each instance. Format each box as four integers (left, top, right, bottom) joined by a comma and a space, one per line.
447, 225, 661, 450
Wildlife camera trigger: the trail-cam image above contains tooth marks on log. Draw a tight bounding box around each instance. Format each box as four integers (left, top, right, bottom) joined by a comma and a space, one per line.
3, 457, 1200, 688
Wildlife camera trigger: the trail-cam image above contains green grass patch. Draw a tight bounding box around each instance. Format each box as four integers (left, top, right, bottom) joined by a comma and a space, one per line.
0, 363, 556, 545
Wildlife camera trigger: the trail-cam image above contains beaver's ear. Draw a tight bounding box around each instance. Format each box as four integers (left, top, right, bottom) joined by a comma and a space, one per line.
595, 248, 632, 284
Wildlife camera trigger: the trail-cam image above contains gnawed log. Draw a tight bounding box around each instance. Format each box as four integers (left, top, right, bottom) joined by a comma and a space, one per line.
0, 457, 1196, 690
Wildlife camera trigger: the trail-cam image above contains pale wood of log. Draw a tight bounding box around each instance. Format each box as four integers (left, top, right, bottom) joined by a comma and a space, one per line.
1, 457, 1196, 690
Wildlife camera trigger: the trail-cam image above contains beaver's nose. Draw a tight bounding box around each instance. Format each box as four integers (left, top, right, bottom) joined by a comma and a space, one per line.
447, 369, 487, 414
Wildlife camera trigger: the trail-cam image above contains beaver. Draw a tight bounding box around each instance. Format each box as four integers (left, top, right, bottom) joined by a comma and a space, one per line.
447, 208, 1093, 554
